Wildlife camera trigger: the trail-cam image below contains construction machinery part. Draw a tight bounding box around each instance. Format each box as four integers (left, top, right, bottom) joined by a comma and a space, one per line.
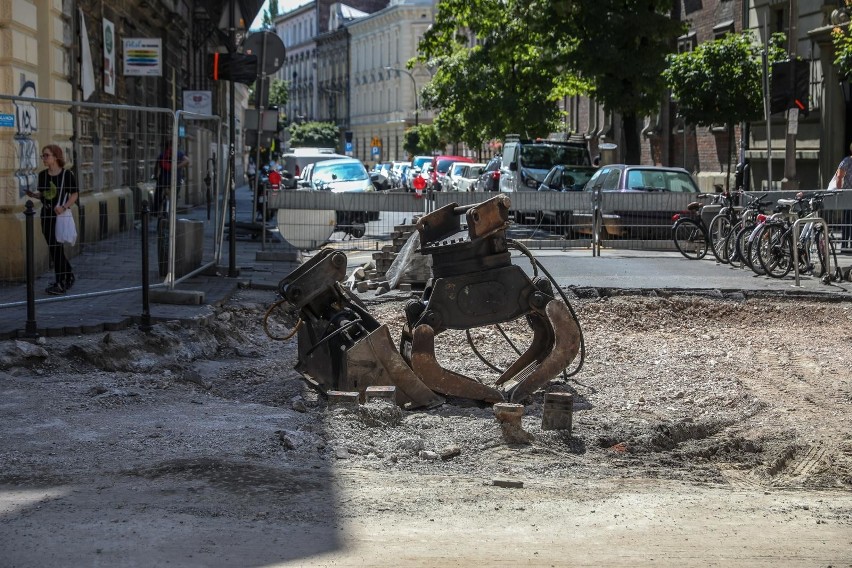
402, 194, 582, 403
278, 249, 443, 409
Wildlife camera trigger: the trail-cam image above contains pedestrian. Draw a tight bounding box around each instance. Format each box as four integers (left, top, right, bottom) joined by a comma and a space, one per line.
25, 144, 78, 295
829, 142, 852, 249
154, 141, 189, 215
247, 155, 257, 189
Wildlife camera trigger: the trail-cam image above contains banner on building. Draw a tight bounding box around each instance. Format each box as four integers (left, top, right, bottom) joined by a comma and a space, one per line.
123, 38, 163, 77
183, 91, 213, 116
103, 18, 116, 94
79, 10, 96, 100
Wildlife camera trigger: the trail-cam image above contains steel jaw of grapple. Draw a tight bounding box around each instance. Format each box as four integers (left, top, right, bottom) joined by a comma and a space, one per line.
400, 194, 581, 403
278, 249, 443, 409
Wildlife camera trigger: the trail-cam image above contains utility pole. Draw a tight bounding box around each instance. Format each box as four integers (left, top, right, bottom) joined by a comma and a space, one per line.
782, 0, 799, 190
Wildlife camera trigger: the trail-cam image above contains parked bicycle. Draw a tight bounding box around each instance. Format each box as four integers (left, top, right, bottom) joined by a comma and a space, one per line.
754, 192, 842, 282
671, 192, 734, 261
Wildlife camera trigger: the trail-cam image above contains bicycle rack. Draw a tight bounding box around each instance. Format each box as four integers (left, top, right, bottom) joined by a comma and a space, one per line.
592, 187, 602, 257
791, 216, 831, 287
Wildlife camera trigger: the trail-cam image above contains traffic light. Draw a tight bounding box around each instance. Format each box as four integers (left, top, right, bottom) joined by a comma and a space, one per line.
770, 59, 809, 116
207, 52, 258, 84
793, 59, 809, 116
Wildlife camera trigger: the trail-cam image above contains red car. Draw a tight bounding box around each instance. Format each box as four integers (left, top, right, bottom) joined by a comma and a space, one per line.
430, 155, 473, 191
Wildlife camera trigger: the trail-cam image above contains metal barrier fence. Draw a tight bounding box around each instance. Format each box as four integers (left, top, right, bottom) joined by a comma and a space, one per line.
268, 189, 852, 253
0, 94, 225, 310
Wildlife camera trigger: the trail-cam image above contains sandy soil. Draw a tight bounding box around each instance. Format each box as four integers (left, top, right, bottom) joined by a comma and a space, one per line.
1, 288, 851, 567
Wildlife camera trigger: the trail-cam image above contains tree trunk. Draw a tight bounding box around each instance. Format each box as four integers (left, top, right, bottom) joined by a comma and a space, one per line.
622, 113, 641, 165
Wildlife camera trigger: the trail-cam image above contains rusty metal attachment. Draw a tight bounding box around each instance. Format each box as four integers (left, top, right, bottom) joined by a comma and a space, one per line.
277, 248, 444, 409
274, 195, 583, 408
400, 194, 581, 403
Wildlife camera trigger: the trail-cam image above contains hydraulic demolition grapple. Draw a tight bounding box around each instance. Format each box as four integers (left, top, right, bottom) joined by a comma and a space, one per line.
275, 195, 582, 407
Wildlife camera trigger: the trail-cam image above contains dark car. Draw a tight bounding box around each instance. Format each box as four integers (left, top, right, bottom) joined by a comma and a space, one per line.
536, 165, 598, 230
575, 165, 700, 238
474, 155, 502, 192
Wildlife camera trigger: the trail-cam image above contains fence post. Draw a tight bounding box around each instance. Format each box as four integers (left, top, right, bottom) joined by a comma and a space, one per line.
140, 201, 152, 332
24, 201, 38, 338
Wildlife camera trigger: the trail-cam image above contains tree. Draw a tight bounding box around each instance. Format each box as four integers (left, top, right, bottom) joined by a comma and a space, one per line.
262, 1, 279, 28
419, 0, 684, 164
664, 32, 787, 188
268, 78, 289, 108
403, 124, 446, 157
522, 0, 686, 164
416, 0, 579, 150
288, 121, 340, 150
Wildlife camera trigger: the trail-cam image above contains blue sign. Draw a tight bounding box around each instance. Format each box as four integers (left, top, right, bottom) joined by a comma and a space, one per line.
0, 114, 14, 128
345, 142, 353, 152
371, 146, 380, 157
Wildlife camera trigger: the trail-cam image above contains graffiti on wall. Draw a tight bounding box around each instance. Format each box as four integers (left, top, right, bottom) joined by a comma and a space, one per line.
14, 80, 38, 197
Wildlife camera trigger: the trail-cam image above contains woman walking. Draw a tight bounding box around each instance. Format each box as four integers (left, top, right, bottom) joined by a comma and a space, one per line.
25, 144, 78, 295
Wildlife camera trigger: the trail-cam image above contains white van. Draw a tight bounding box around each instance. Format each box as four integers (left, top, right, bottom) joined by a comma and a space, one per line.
282, 148, 347, 187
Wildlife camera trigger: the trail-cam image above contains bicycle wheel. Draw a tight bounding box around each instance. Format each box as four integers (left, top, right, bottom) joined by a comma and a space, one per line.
708, 214, 733, 264
725, 221, 744, 268
757, 224, 792, 278
735, 224, 754, 270
814, 226, 843, 282
673, 218, 708, 260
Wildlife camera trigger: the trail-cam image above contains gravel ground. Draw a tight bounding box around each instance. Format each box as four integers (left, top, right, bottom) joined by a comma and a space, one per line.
1, 287, 851, 566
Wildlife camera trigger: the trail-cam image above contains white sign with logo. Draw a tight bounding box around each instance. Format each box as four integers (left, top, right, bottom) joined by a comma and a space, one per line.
123, 38, 163, 77
183, 91, 213, 116
103, 18, 116, 94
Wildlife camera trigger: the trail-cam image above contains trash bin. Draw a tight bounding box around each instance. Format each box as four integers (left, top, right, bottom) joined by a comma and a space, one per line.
157, 219, 204, 278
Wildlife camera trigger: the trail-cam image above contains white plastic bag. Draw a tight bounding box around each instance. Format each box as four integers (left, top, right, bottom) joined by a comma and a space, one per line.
56, 209, 77, 245
828, 175, 838, 191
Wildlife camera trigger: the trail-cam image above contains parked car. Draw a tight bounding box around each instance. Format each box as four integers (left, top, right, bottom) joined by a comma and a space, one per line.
308, 158, 379, 231
536, 165, 598, 233
455, 163, 486, 192
574, 165, 700, 238
443, 161, 479, 191
430, 155, 473, 191
391, 162, 410, 190
474, 155, 502, 192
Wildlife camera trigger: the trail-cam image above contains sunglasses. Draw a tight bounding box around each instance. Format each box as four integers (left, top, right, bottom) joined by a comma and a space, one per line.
41, 153, 53, 158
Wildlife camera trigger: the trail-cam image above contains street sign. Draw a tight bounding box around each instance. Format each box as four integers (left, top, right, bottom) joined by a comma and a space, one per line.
0, 114, 14, 128
244, 31, 286, 76
371, 146, 380, 157
345, 141, 353, 156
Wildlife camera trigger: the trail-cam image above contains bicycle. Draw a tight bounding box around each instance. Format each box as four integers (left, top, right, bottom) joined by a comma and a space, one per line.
755, 192, 843, 282
722, 192, 771, 269
672, 193, 733, 260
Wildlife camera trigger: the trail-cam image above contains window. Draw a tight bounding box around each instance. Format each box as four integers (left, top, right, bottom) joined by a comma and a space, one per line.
713, 20, 734, 39
677, 31, 697, 53
602, 168, 621, 190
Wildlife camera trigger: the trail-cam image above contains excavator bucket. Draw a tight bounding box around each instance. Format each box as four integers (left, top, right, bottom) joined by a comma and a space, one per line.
344, 325, 445, 409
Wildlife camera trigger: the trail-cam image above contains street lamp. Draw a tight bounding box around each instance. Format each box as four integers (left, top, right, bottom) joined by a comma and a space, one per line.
385, 66, 419, 126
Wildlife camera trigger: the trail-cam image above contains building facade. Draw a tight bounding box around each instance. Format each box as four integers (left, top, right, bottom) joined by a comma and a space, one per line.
347, 0, 435, 163
0, 0, 256, 279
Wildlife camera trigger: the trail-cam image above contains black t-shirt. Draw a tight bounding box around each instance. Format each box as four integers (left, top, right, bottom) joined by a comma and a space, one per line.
37, 169, 78, 217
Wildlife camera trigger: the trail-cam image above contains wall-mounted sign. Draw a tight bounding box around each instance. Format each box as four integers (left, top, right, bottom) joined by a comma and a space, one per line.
123, 38, 162, 77
183, 90, 213, 116
0, 114, 14, 128
103, 19, 116, 94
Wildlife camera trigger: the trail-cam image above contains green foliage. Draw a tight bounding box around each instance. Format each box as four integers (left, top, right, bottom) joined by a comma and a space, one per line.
417, 0, 682, 158
288, 121, 340, 150
416, 0, 580, 149
403, 125, 445, 156
832, 25, 852, 80
664, 32, 787, 127
269, 79, 289, 108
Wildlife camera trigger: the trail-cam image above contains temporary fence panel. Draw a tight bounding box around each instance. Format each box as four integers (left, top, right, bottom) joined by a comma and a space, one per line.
0, 94, 224, 313
265, 188, 852, 254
